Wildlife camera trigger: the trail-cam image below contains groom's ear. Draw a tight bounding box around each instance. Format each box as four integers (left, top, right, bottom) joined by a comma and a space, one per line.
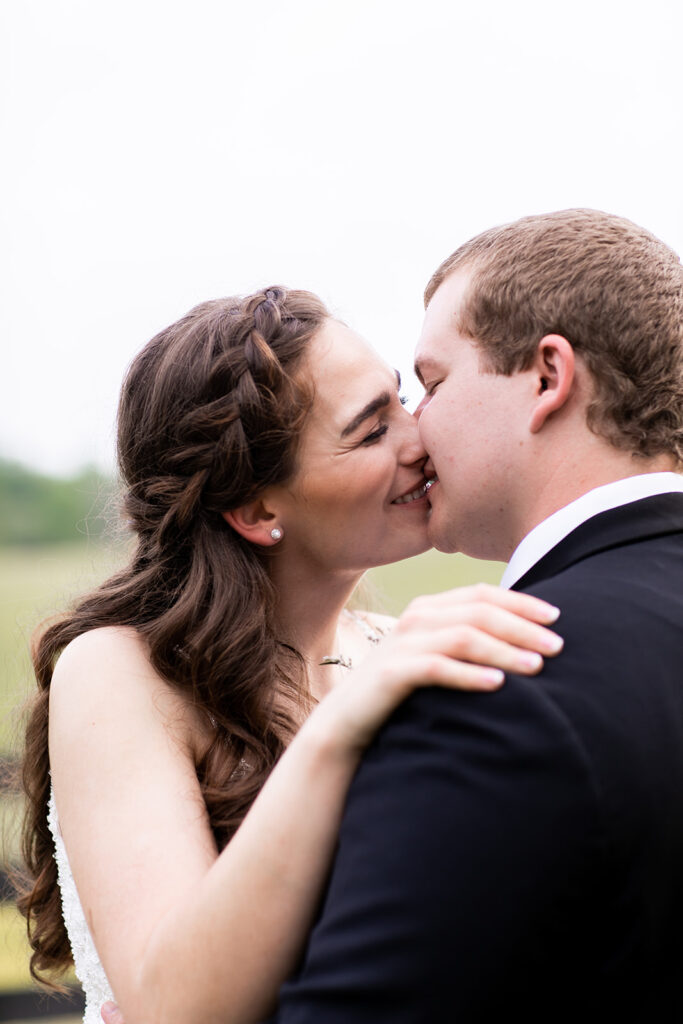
222, 496, 281, 547
528, 334, 576, 434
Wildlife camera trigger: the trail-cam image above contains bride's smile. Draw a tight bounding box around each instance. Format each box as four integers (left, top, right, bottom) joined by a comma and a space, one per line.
259, 318, 433, 576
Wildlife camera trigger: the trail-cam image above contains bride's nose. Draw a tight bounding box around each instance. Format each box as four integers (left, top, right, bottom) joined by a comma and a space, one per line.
398, 413, 427, 465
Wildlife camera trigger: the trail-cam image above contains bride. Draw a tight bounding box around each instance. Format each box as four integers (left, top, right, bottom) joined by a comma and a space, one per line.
19, 287, 562, 1024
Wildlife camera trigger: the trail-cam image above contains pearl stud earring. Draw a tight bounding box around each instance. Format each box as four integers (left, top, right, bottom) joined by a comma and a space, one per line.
270, 528, 283, 541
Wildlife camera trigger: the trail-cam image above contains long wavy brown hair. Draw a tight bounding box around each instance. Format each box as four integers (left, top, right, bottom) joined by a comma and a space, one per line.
18, 286, 330, 984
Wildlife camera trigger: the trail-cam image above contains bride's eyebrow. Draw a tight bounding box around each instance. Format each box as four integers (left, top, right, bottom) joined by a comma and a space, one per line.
341, 392, 392, 437
341, 370, 402, 438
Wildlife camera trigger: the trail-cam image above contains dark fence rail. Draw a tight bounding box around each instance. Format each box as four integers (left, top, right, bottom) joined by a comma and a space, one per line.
0, 985, 85, 1020
2, 752, 23, 903
0, 754, 20, 793
1, 867, 17, 902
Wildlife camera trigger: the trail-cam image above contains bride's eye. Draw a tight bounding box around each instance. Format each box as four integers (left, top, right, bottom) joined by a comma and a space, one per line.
361, 423, 389, 445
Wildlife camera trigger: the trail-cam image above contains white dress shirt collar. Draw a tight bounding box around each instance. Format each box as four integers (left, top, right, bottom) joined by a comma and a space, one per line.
501, 472, 683, 590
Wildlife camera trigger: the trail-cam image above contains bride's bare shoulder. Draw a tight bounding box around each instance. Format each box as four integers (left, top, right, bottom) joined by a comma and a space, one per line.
49, 625, 207, 765
53, 625, 153, 682
50, 626, 189, 727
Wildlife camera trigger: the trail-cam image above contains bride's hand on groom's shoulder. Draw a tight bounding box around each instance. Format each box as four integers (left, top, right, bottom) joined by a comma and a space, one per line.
393, 584, 563, 686
307, 586, 563, 754
101, 1002, 123, 1024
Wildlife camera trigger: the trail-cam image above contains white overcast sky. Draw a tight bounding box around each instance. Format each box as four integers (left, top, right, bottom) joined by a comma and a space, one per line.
2, 0, 682, 476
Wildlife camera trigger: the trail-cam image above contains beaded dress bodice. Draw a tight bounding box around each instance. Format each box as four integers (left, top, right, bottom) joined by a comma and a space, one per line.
47, 789, 114, 1024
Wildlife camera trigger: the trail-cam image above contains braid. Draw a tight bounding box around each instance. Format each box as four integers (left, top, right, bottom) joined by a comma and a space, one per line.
19, 286, 330, 985
244, 288, 288, 386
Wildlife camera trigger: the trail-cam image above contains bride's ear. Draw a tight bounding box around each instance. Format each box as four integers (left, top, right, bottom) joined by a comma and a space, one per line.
222, 499, 283, 547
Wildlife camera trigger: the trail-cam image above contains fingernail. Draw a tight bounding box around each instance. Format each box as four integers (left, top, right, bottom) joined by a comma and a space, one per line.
484, 669, 505, 686
542, 604, 561, 622
518, 652, 543, 670
539, 634, 564, 654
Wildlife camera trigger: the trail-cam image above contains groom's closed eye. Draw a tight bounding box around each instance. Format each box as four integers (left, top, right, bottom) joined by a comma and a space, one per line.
414, 359, 445, 399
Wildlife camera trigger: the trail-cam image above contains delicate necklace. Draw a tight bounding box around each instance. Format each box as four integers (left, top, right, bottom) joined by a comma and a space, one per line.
319, 610, 382, 670
320, 653, 354, 669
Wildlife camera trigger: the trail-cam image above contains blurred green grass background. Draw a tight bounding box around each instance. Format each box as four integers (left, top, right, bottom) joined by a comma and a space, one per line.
0, 536, 504, 998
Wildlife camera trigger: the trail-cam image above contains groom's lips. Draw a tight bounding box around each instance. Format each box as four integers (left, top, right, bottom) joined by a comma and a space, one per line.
424, 473, 438, 505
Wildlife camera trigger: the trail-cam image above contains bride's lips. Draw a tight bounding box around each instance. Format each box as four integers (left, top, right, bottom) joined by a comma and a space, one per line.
390, 475, 437, 506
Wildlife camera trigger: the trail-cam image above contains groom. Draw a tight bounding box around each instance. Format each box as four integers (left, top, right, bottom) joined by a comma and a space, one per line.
270, 210, 683, 1021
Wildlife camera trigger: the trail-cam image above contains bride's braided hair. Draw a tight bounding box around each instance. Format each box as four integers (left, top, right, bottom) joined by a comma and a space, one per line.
18, 287, 330, 984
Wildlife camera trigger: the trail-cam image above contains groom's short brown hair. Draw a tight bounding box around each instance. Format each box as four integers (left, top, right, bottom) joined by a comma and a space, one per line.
425, 209, 683, 465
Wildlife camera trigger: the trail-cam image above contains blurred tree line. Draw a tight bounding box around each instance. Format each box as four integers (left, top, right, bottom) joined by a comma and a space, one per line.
0, 458, 117, 546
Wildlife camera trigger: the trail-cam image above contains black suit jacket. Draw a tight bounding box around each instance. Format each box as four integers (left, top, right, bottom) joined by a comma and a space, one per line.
272, 495, 683, 1023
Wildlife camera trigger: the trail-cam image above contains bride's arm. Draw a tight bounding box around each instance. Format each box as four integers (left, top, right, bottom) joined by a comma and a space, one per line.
49, 588, 561, 1024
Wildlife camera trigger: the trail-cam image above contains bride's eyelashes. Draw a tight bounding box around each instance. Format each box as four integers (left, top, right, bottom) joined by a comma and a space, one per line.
360, 389, 413, 442
359, 392, 409, 446
361, 423, 389, 445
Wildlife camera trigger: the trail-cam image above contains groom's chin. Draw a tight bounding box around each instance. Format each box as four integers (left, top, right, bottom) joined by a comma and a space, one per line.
432, 539, 461, 554
426, 519, 459, 555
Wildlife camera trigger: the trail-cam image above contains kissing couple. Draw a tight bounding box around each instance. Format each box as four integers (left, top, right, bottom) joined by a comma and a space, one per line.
20, 209, 683, 1022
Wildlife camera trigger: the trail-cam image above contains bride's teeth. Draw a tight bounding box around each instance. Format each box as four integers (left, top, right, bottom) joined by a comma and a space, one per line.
393, 478, 437, 504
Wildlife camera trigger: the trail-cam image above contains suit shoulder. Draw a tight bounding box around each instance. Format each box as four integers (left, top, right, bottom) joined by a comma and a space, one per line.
516, 529, 683, 613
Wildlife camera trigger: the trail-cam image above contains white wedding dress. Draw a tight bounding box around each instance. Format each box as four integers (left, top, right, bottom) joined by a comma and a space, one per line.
47, 789, 115, 1024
